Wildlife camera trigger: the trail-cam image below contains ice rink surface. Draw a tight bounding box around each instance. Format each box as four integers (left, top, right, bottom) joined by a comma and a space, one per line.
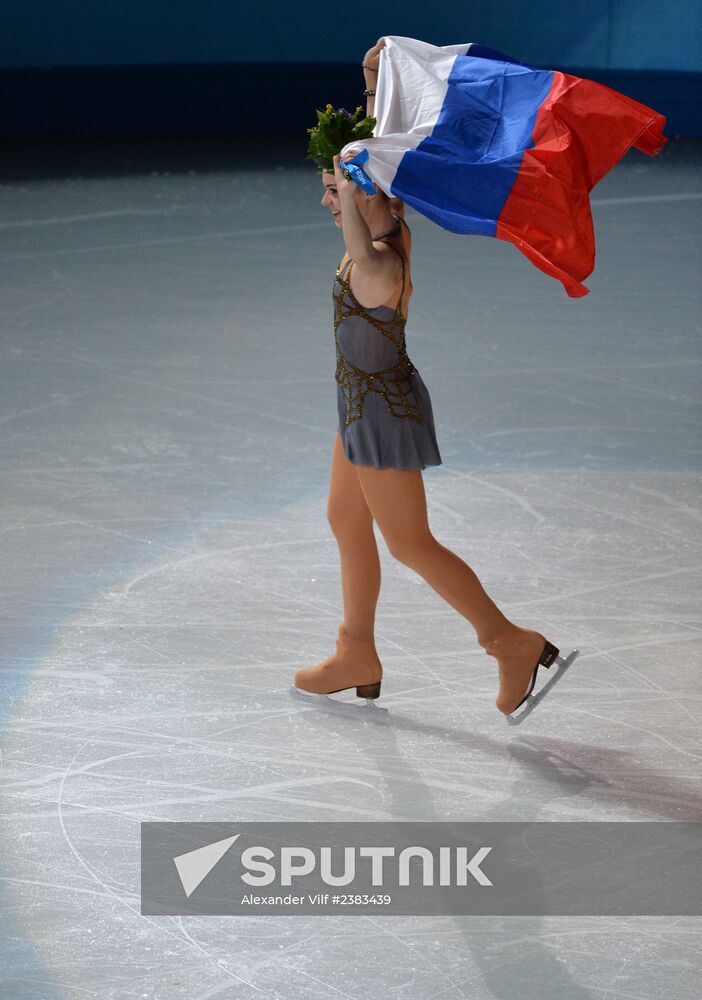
0, 134, 700, 999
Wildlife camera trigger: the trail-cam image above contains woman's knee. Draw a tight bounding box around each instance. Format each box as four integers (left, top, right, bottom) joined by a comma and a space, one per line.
327, 497, 373, 540
385, 530, 437, 567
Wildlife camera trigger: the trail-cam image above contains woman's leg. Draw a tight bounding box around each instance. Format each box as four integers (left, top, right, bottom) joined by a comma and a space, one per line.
293, 434, 384, 696
353, 464, 553, 714
353, 464, 516, 647
327, 432, 381, 643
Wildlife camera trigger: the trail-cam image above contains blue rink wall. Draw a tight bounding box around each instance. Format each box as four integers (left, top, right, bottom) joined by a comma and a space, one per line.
1, 1, 700, 136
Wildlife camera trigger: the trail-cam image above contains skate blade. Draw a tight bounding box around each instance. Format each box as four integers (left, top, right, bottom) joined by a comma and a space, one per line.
289, 685, 389, 718
505, 648, 580, 726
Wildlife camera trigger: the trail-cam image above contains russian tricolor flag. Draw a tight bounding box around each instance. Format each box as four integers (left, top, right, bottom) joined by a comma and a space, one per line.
340, 36, 668, 297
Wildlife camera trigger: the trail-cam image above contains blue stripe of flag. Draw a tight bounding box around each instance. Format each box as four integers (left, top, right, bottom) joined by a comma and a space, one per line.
391, 52, 554, 235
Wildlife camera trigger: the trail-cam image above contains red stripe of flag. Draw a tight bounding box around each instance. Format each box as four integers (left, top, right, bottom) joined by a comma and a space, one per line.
496, 71, 668, 297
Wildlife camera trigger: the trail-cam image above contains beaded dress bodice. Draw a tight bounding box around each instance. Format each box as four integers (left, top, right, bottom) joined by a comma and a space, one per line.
333, 215, 425, 428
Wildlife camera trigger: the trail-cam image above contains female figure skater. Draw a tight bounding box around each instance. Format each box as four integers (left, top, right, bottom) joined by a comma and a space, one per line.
294, 40, 560, 716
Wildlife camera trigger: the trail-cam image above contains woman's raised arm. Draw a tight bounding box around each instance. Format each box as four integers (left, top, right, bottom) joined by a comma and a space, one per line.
362, 39, 385, 122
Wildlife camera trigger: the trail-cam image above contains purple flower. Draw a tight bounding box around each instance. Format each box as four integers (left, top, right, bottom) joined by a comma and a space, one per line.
338, 107, 352, 118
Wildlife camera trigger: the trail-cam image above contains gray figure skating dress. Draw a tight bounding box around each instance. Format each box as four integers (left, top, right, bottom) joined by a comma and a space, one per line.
333, 215, 443, 471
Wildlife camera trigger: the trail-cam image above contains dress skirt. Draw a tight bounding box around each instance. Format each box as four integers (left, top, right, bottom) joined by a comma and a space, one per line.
336, 368, 442, 471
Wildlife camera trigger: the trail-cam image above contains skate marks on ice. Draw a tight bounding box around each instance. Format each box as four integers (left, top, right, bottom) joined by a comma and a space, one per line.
506, 648, 581, 726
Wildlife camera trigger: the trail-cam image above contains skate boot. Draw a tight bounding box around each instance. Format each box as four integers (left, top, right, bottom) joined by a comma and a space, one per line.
294, 623, 383, 699
481, 624, 560, 716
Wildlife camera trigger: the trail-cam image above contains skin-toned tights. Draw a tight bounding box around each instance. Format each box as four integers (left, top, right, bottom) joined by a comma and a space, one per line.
327, 432, 516, 649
